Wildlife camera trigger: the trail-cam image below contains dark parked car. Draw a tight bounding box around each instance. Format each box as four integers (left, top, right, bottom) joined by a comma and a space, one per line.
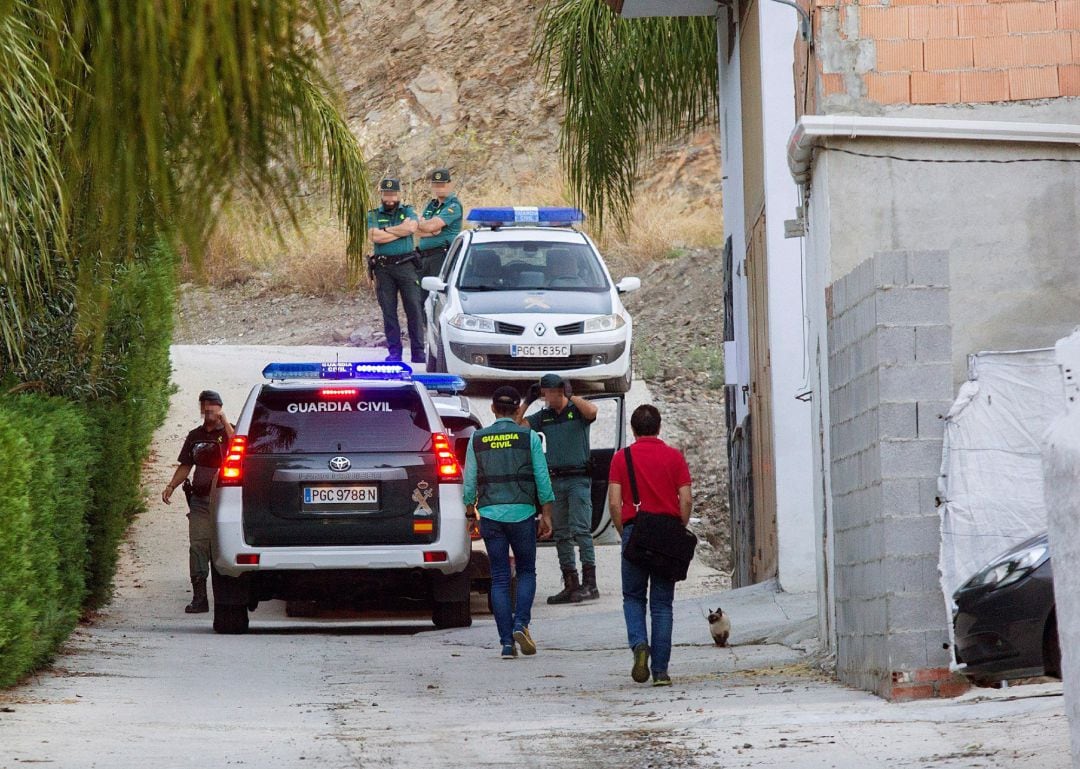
952, 532, 1060, 685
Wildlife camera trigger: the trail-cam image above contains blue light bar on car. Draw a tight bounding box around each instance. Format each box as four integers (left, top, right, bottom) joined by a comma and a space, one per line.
413, 374, 468, 394
261, 361, 414, 381
466, 206, 585, 227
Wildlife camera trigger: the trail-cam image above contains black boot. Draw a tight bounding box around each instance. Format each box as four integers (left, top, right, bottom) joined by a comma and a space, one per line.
547, 569, 583, 605
185, 577, 209, 614
573, 564, 600, 601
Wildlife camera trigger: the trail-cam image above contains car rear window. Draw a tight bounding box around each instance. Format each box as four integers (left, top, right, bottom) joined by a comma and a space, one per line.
248, 386, 432, 454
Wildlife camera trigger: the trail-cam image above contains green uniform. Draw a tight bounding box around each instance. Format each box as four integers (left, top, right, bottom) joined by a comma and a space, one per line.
463, 418, 554, 523
418, 195, 463, 281
368, 204, 418, 256
528, 402, 595, 569
367, 203, 423, 360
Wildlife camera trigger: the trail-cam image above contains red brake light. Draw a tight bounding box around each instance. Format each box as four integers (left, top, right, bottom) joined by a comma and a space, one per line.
423, 551, 448, 563
219, 435, 247, 487
432, 432, 462, 483
319, 388, 358, 398
236, 553, 260, 565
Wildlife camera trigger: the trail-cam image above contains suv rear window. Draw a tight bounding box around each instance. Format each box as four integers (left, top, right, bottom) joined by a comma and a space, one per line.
248, 386, 431, 454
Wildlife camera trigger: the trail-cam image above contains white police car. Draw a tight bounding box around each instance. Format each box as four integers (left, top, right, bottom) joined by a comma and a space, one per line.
421, 207, 640, 393
208, 362, 473, 634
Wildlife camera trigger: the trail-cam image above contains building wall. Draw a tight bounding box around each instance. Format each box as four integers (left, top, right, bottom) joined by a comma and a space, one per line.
808, 0, 1080, 110
826, 251, 965, 699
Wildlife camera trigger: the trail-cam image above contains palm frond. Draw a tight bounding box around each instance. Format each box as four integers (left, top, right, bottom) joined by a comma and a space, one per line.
534, 0, 718, 230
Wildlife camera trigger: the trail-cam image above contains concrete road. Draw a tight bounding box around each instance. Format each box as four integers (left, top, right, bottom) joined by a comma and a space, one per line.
0, 345, 1069, 768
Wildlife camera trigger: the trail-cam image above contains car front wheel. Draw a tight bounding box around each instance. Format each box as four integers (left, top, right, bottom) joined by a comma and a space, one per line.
605, 367, 632, 394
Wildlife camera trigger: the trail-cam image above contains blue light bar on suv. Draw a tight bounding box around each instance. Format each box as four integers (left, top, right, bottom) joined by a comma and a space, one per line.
413, 374, 467, 394
261, 361, 415, 381
466, 206, 585, 227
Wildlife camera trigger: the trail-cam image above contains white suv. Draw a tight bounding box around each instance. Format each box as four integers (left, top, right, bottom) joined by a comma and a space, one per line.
209, 362, 471, 634
422, 207, 640, 393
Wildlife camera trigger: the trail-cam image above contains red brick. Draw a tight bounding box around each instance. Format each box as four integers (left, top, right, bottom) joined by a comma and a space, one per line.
959, 5, 1009, 36
910, 6, 959, 37
890, 683, 937, 701
912, 667, 953, 684
866, 71, 913, 103
877, 39, 925, 71
1007, 2, 1058, 33
1060, 0, 1080, 28
861, 6, 911, 38
1061, 63, 1080, 93
1023, 31, 1075, 64
1009, 64, 1062, 96
925, 38, 975, 69
974, 35, 1027, 67
936, 678, 973, 698
912, 70, 962, 102
815, 0, 838, 7
821, 72, 847, 95
961, 69, 1012, 100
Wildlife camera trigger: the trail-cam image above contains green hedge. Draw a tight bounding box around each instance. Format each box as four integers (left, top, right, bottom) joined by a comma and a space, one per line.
0, 397, 94, 687
0, 244, 175, 686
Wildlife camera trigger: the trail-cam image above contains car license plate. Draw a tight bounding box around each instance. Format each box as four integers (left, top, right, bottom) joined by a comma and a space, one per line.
303, 485, 378, 505
511, 344, 570, 358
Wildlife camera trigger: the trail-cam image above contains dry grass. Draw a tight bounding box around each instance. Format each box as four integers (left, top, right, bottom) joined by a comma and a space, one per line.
191, 159, 723, 296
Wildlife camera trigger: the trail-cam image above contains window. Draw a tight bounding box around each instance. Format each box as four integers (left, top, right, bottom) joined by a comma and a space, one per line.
457, 242, 609, 292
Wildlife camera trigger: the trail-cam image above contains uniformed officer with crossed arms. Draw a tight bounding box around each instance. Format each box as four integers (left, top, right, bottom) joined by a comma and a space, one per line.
415, 168, 463, 286
368, 177, 424, 363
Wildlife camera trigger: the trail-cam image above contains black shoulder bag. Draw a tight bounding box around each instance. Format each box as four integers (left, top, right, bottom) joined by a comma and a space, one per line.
622, 446, 697, 582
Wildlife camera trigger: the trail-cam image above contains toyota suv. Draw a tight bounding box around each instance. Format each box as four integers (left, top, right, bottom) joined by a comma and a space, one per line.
208, 362, 472, 634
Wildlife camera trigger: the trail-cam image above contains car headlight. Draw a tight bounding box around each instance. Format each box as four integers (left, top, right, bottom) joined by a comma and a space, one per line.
583, 314, 626, 333
961, 541, 1049, 593
448, 314, 496, 333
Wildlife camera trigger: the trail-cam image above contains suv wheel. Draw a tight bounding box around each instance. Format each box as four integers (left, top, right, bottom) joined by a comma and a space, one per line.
433, 599, 472, 629
213, 603, 250, 634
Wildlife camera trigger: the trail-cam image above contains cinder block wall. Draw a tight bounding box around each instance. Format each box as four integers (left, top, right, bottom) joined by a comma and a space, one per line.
826, 250, 968, 700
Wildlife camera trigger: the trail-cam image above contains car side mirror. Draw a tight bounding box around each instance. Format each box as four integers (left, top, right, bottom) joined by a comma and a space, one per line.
421, 276, 448, 293
616, 277, 641, 294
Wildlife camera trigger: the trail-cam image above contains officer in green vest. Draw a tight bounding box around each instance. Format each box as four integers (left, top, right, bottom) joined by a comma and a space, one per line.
415, 168, 463, 289
464, 386, 554, 659
520, 373, 600, 604
367, 177, 424, 363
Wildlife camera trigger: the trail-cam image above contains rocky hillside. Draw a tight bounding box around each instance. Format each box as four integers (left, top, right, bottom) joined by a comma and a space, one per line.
329, 0, 720, 201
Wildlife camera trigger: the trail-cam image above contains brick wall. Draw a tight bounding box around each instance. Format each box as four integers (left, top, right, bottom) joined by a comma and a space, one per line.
826, 251, 969, 700
808, 0, 1080, 107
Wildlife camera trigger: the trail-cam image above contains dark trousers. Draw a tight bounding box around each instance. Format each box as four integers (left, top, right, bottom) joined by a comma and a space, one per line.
374, 260, 424, 359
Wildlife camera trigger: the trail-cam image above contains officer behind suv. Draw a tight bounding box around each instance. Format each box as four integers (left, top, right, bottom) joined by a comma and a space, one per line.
519, 373, 600, 604
464, 386, 554, 659
367, 177, 424, 364
161, 390, 235, 614
415, 168, 462, 289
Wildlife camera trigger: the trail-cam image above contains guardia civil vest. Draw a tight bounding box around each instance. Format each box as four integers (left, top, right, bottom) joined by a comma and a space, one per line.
472, 424, 536, 508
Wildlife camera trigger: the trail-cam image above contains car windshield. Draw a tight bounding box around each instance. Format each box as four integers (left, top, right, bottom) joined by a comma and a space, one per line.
248, 386, 431, 454
457, 241, 608, 292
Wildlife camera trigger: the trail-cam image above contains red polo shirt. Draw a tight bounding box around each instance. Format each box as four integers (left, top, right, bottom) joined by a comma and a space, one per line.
608, 436, 692, 524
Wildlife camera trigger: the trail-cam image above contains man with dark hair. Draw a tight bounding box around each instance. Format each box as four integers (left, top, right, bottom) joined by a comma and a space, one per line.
519, 373, 600, 604
608, 404, 693, 686
464, 386, 554, 659
162, 390, 234, 614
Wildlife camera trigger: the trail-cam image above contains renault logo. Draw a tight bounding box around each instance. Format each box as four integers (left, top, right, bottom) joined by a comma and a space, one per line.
535, 323, 547, 336
329, 456, 352, 472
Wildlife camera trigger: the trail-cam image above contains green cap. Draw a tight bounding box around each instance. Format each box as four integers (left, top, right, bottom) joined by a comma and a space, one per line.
539, 373, 564, 389
430, 168, 451, 182
380, 178, 401, 192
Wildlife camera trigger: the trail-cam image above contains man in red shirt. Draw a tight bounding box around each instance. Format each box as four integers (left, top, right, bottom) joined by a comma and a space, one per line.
608, 404, 692, 686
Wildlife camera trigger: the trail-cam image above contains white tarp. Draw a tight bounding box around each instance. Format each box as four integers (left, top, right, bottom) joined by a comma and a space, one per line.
939, 348, 1066, 603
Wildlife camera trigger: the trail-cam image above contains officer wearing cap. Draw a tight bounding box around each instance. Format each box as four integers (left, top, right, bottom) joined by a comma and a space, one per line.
518, 373, 600, 604
161, 390, 234, 614
415, 168, 463, 287
464, 386, 554, 659
367, 177, 424, 363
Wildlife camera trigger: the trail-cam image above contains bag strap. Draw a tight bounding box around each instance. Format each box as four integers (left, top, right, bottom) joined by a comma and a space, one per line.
623, 446, 641, 513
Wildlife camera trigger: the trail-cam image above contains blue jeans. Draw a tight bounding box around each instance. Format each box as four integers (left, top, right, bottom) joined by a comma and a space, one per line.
551, 476, 595, 570
621, 524, 676, 675
480, 516, 538, 646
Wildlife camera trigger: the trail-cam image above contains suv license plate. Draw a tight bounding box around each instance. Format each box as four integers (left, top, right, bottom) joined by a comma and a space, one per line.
303, 486, 379, 505
511, 344, 570, 358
